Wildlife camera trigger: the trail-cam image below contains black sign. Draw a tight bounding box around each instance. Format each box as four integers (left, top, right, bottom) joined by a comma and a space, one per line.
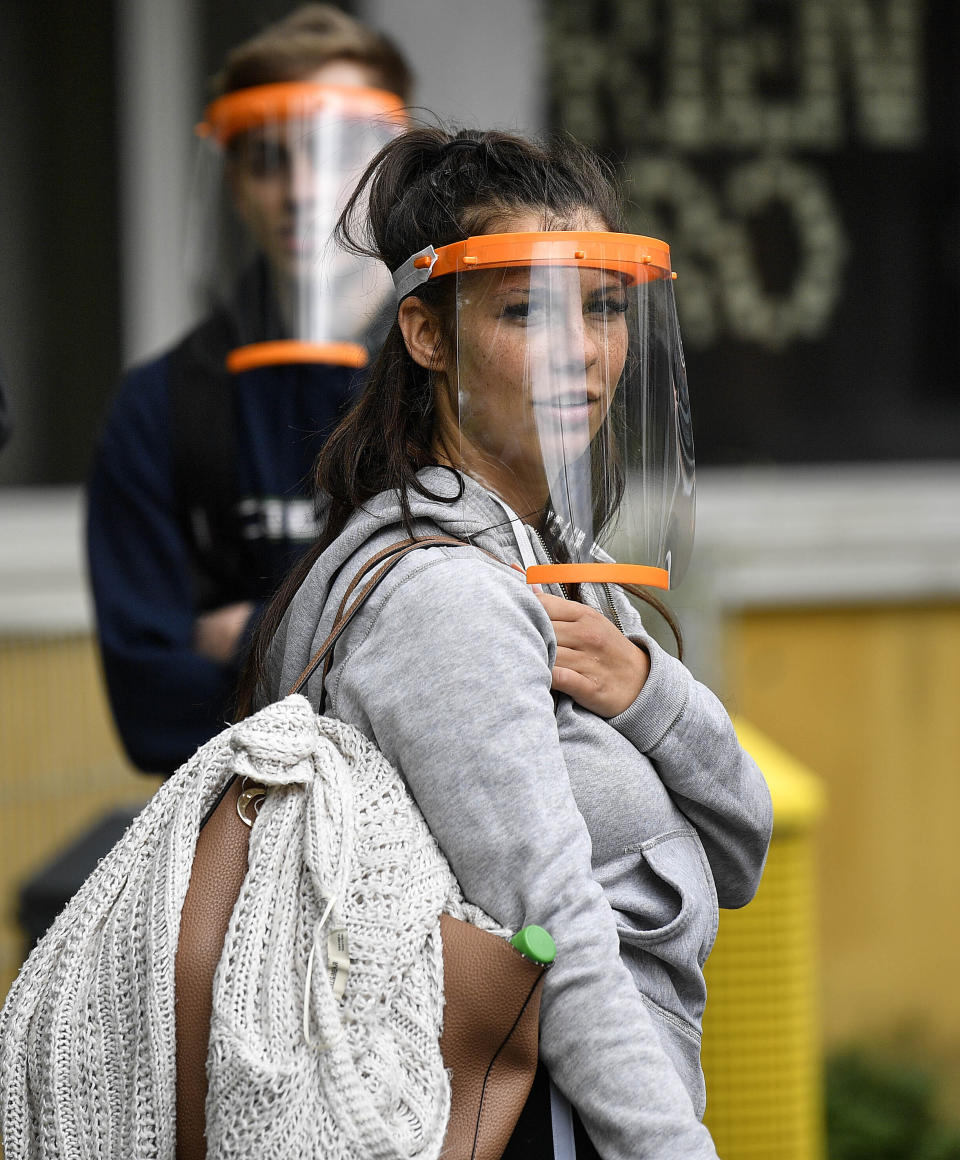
548, 0, 960, 463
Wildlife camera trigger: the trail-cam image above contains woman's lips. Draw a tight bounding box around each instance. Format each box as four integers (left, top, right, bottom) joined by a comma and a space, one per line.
534, 396, 599, 424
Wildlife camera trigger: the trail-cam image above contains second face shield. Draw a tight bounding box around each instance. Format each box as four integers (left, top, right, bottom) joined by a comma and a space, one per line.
412, 232, 695, 589
190, 82, 406, 372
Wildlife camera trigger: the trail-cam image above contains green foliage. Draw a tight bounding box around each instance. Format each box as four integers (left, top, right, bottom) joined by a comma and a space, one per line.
826, 1050, 960, 1160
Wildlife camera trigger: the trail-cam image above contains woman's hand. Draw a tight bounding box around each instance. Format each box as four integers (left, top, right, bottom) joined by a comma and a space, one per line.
535, 590, 650, 717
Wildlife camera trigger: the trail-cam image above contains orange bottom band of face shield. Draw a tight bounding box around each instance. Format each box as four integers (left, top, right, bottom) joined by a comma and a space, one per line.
525, 563, 670, 590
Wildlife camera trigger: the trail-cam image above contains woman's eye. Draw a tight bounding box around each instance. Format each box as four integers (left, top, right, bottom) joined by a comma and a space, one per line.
500, 299, 544, 323
587, 296, 629, 317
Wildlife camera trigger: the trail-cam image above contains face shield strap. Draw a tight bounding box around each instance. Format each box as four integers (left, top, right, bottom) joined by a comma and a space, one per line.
392, 244, 439, 302
488, 495, 540, 572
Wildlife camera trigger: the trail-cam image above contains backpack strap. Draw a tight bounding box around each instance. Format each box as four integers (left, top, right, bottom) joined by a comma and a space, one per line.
168, 313, 245, 606
288, 535, 476, 709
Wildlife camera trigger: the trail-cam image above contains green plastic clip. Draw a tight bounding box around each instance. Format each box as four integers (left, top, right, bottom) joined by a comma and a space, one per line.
510, 925, 556, 965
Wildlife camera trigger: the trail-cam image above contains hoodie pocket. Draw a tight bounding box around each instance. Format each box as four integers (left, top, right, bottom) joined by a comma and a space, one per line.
616, 830, 718, 964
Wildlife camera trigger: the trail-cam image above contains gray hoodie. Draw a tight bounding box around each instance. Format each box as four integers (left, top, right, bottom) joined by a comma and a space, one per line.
261, 467, 773, 1160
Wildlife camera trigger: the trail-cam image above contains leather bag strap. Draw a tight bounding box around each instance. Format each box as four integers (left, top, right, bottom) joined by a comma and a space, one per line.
287, 534, 475, 708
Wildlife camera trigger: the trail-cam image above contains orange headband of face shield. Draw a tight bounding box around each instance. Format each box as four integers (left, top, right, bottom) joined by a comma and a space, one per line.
391, 231, 676, 302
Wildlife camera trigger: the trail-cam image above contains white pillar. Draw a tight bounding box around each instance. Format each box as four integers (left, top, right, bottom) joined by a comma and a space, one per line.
115, 0, 200, 366
357, 0, 545, 135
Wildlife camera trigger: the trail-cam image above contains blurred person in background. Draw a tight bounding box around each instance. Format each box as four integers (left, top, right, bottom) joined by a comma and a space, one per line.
87, 5, 411, 774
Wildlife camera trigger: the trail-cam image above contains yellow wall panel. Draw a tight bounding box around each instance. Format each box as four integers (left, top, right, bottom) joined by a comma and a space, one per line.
0, 636, 161, 999
703, 826, 823, 1159
729, 604, 960, 1054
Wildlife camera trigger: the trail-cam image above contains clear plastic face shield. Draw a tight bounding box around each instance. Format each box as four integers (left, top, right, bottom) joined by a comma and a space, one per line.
190, 82, 405, 372
397, 233, 694, 588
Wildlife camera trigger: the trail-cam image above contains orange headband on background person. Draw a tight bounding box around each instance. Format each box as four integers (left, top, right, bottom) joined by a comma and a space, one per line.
198, 81, 408, 145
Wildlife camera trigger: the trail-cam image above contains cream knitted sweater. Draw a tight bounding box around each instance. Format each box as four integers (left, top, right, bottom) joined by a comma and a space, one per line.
0, 695, 489, 1159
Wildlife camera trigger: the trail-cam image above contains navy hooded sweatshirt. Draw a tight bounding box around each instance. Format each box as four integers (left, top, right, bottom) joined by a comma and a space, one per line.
87, 318, 357, 774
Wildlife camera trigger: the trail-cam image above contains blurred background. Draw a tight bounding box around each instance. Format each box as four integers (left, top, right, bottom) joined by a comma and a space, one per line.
1, 1, 959, 1156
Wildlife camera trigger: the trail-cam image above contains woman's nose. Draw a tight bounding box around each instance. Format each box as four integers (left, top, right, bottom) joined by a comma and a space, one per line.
581, 324, 600, 370
548, 314, 600, 375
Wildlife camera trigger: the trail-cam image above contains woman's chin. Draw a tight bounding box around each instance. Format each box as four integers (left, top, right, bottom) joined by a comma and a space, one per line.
537, 430, 594, 465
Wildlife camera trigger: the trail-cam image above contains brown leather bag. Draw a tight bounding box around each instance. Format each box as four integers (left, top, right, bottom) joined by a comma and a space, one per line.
174, 537, 547, 1160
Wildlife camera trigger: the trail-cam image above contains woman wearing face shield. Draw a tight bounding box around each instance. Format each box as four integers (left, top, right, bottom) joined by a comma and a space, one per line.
237, 128, 773, 1159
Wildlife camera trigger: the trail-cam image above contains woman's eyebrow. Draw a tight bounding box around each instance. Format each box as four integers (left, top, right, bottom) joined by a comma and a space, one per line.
585, 281, 628, 299
489, 273, 626, 299
490, 285, 533, 299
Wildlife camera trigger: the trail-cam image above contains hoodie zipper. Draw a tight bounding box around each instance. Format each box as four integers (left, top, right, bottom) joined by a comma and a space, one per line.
602, 582, 625, 634
528, 527, 569, 600
528, 526, 625, 632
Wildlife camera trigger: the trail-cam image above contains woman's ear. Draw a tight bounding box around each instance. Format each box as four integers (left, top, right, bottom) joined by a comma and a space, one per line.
398, 297, 447, 372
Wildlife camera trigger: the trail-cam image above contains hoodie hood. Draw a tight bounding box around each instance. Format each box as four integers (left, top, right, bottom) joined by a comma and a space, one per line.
324, 466, 539, 562
260, 468, 549, 706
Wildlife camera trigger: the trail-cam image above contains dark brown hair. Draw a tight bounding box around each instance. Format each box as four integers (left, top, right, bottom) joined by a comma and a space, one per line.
324, 126, 625, 536
212, 3, 412, 102
235, 126, 680, 717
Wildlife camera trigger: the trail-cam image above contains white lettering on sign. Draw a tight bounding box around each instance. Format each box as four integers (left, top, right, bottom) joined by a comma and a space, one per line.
551, 0, 924, 150
628, 154, 848, 348
549, 0, 923, 348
